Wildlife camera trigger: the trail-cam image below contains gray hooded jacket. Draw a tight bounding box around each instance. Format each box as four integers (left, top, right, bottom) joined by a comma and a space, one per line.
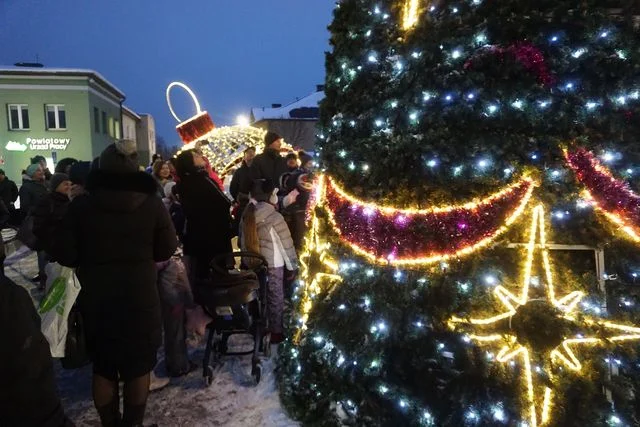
242, 202, 298, 270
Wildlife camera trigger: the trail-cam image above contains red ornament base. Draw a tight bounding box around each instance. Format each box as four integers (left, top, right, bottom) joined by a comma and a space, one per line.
177, 111, 215, 144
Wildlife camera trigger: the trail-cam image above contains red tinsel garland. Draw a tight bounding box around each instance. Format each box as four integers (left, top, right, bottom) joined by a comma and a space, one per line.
323, 178, 535, 263
464, 42, 556, 87
565, 147, 640, 232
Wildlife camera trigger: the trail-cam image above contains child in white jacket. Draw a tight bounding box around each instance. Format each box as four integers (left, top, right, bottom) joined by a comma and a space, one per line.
240, 179, 298, 343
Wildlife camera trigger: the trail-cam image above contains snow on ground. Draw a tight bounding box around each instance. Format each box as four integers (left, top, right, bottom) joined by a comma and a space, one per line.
5, 242, 298, 427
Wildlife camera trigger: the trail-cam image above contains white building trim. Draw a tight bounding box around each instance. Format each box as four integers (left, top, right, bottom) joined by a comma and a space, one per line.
0, 84, 121, 108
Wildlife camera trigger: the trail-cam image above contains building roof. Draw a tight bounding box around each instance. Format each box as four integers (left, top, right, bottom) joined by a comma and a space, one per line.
0, 66, 126, 100
251, 90, 324, 122
122, 105, 141, 120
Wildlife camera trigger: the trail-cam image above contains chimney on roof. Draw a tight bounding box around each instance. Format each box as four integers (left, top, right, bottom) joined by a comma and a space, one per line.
14, 62, 44, 68
316, 84, 325, 92
271, 103, 282, 108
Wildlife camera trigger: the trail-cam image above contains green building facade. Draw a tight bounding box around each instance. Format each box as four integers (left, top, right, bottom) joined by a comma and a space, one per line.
0, 67, 126, 181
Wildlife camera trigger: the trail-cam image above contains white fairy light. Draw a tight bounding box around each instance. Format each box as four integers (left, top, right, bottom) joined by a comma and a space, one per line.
602, 151, 615, 162
572, 48, 587, 58
477, 159, 490, 169
493, 407, 506, 422
484, 275, 497, 285
511, 99, 524, 110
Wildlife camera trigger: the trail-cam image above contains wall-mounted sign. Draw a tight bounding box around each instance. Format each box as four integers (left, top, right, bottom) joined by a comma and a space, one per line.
6, 138, 71, 152
5, 141, 27, 152
26, 137, 70, 151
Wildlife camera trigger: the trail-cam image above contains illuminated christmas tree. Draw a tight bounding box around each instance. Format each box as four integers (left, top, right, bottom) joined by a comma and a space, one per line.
281, 1, 640, 426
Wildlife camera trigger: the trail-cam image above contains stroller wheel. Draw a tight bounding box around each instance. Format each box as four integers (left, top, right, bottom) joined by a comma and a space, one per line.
251, 362, 262, 385
204, 366, 214, 387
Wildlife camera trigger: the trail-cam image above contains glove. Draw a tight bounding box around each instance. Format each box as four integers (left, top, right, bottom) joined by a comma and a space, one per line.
282, 189, 300, 208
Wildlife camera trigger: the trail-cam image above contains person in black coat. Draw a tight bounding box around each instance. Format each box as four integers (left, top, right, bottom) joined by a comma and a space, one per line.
33, 173, 71, 260
0, 200, 9, 274
19, 163, 48, 216
0, 275, 73, 427
0, 169, 18, 215
229, 146, 256, 202
174, 149, 232, 279
246, 131, 289, 190
20, 164, 50, 285
229, 146, 256, 235
52, 141, 178, 427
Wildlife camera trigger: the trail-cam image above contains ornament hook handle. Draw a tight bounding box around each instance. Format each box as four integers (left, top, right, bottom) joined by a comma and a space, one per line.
166, 82, 202, 123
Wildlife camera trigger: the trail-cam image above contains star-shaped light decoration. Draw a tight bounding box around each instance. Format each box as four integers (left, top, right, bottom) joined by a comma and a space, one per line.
294, 189, 343, 343
450, 204, 640, 427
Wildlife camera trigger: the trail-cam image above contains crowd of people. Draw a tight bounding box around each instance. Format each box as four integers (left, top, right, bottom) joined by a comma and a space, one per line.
0, 131, 315, 427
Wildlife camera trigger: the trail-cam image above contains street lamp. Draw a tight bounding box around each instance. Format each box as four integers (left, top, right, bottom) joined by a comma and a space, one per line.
236, 115, 250, 127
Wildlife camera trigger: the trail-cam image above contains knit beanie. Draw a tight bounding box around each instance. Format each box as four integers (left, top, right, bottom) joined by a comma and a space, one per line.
99, 139, 139, 173
25, 164, 40, 178
69, 161, 92, 186
50, 173, 69, 192
264, 131, 282, 148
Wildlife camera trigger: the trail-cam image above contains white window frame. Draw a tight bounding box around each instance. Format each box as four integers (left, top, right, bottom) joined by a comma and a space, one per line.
7, 104, 29, 130
45, 104, 67, 130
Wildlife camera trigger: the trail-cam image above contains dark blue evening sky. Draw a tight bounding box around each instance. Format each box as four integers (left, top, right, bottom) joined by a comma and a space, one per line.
0, 0, 333, 146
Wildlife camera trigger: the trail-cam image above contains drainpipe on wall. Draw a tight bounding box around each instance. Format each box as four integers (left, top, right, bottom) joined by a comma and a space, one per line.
119, 98, 125, 140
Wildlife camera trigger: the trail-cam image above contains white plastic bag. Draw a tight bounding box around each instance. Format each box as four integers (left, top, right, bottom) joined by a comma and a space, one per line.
38, 263, 81, 357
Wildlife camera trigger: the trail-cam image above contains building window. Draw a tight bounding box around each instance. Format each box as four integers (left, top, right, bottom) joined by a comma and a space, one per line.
102, 111, 107, 135
94, 107, 100, 133
114, 119, 121, 139
45, 104, 67, 130
7, 104, 30, 130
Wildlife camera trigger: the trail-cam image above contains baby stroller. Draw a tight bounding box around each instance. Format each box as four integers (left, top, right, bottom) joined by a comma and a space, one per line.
193, 251, 270, 386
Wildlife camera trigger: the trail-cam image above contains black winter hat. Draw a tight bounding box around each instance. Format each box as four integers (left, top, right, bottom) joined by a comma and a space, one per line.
250, 178, 276, 202
69, 161, 92, 186
55, 158, 78, 174
99, 140, 139, 174
264, 131, 282, 147
50, 173, 69, 192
